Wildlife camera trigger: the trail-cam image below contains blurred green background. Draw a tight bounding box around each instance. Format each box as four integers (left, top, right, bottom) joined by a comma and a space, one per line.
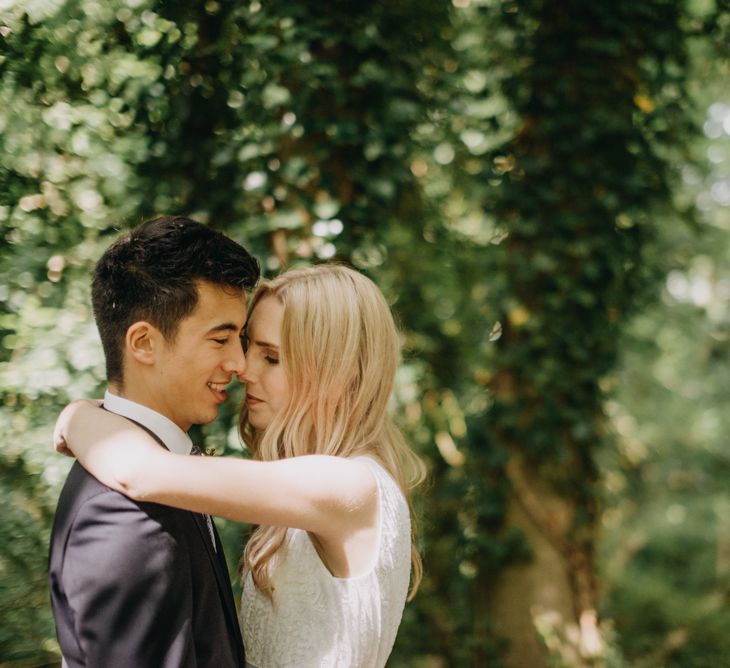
1, 1, 729, 666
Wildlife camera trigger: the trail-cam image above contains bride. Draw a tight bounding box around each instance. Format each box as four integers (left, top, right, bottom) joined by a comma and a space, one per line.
56, 264, 425, 668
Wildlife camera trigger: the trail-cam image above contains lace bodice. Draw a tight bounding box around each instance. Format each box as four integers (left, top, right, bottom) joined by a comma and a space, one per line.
239, 457, 411, 668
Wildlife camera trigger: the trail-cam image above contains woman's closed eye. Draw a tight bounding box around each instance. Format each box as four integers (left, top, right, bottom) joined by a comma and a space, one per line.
254, 344, 279, 365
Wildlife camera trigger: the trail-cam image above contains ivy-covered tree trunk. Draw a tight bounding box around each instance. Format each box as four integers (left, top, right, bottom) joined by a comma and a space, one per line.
483, 2, 691, 666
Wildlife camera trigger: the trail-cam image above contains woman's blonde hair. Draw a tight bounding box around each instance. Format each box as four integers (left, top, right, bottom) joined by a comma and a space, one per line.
240, 264, 425, 601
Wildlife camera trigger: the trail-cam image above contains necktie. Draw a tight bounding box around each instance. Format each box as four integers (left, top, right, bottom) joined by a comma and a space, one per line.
190, 445, 217, 552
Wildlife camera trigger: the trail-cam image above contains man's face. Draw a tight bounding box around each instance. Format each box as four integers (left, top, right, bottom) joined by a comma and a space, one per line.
151, 281, 247, 431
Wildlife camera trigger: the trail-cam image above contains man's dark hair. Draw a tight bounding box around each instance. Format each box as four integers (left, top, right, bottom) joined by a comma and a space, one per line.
92, 216, 260, 384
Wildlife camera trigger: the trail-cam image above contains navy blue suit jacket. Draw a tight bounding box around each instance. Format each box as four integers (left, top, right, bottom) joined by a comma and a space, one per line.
48, 423, 245, 667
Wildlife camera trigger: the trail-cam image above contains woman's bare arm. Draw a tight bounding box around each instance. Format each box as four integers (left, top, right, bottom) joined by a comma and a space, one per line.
54, 402, 377, 540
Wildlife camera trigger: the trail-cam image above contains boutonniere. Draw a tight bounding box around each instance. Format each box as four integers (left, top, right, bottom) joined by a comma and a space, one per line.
191, 445, 216, 457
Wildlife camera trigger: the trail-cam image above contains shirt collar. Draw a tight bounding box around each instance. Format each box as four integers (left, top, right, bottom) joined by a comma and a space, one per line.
103, 390, 193, 455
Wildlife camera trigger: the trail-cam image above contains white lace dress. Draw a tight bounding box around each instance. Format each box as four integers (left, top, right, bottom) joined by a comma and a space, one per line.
239, 456, 411, 668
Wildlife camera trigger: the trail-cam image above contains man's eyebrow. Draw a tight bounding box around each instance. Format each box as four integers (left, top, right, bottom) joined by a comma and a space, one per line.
207, 323, 242, 334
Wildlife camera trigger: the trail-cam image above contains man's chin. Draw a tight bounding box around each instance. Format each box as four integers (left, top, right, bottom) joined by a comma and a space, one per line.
198, 406, 221, 425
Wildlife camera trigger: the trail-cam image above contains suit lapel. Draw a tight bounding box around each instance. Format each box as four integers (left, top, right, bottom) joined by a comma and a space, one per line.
191, 513, 245, 657
190, 511, 230, 599
102, 410, 244, 660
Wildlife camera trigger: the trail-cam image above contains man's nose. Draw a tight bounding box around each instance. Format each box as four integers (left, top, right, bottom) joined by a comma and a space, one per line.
238, 351, 258, 384
224, 342, 247, 377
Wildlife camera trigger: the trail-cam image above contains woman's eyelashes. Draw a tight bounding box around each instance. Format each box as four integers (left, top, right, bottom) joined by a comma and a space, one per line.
242, 337, 279, 365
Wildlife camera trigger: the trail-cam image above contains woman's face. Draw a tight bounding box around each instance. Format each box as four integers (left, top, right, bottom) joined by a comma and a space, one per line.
242, 295, 290, 430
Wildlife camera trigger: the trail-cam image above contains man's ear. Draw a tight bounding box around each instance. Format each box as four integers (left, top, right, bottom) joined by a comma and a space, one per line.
125, 321, 162, 366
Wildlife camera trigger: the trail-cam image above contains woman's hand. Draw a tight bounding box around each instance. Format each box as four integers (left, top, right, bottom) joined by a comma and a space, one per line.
53, 399, 103, 457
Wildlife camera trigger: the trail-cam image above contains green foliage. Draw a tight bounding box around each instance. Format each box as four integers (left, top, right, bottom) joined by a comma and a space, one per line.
490, 0, 693, 472
0, 0, 728, 666
600, 131, 730, 667
595, 20, 730, 666
0, 454, 59, 664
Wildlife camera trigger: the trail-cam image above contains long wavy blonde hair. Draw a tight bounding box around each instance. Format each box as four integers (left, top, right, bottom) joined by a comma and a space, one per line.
239, 264, 425, 602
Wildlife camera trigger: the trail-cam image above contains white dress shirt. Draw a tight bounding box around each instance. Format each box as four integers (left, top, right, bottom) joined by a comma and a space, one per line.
103, 390, 193, 455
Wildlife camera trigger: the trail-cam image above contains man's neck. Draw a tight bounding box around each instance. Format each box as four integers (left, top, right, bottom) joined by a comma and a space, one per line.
107, 381, 123, 397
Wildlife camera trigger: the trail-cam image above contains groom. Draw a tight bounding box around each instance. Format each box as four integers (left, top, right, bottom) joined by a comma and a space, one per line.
48, 216, 259, 667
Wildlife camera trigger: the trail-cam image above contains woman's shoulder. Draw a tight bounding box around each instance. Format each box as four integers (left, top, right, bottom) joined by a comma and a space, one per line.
352, 455, 408, 512
352, 454, 396, 484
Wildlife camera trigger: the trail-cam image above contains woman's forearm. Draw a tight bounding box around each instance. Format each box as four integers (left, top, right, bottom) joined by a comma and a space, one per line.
59, 402, 376, 538
127, 453, 376, 539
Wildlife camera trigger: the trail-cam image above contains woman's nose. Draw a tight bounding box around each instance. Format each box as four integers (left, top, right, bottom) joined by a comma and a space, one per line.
238, 354, 256, 383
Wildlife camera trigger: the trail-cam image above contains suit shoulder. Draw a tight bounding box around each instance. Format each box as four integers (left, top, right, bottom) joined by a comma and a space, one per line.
53, 461, 188, 539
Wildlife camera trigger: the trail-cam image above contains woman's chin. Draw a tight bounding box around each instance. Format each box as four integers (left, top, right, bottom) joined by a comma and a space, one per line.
248, 415, 271, 431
